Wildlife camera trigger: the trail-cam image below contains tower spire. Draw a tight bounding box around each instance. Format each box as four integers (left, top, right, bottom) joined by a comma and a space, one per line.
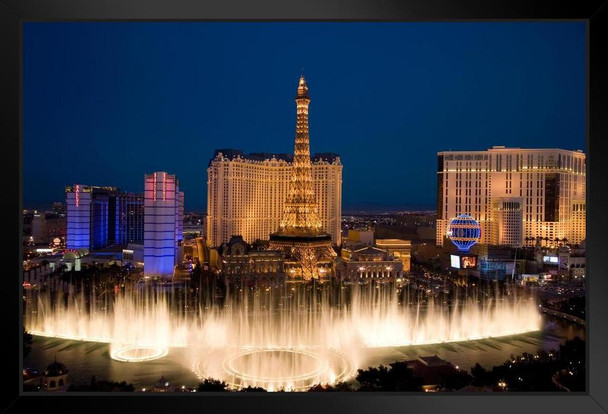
269, 75, 335, 280
277, 75, 321, 234
297, 74, 309, 99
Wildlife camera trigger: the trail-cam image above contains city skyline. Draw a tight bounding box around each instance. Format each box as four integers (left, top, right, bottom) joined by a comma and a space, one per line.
24, 22, 585, 211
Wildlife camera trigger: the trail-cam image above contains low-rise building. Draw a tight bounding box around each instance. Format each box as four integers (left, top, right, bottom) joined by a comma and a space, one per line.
41, 360, 69, 392
375, 239, 412, 272
345, 228, 374, 246
31, 211, 67, 245
122, 243, 144, 268
557, 246, 586, 280
337, 245, 403, 282
405, 355, 462, 392
217, 235, 285, 283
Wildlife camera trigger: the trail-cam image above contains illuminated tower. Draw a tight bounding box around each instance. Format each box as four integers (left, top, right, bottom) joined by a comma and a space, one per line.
279, 75, 323, 234
269, 75, 335, 279
143, 171, 184, 279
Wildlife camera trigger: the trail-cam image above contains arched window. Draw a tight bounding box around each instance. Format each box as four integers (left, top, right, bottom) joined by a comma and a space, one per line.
59, 379, 64, 386
50, 380, 56, 388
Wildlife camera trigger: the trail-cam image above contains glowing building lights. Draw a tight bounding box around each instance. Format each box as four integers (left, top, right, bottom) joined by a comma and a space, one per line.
144, 172, 184, 279
276, 75, 324, 234
153, 172, 157, 202
206, 80, 342, 248
447, 214, 482, 252
436, 147, 586, 247
66, 184, 124, 250
269, 76, 336, 279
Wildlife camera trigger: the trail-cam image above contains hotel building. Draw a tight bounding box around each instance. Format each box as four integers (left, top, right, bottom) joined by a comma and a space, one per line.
337, 245, 404, 282
66, 185, 119, 250
118, 192, 145, 245
31, 211, 66, 245
143, 171, 184, 279
206, 150, 342, 247
66, 185, 145, 250
436, 146, 586, 248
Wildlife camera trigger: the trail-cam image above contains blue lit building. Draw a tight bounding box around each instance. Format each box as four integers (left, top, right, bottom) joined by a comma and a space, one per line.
118, 192, 144, 244
66, 184, 93, 250
66, 185, 119, 250
143, 172, 184, 279
66, 185, 144, 251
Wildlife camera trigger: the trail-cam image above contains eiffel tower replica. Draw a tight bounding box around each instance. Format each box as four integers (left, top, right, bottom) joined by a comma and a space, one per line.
269, 75, 336, 280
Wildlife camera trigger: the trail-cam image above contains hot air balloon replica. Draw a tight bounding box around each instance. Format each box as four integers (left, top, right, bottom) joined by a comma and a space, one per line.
447, 214, 481, 270
447, 214, 481, 252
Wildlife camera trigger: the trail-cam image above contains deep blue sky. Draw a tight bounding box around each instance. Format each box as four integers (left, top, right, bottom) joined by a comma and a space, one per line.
23, 22, 585, 212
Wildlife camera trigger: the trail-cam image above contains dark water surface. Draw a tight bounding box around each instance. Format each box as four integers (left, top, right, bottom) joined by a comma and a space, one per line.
25, 315, 584, 390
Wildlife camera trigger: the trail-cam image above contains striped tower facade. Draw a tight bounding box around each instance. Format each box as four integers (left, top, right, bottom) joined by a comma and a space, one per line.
144, 171, 183, 279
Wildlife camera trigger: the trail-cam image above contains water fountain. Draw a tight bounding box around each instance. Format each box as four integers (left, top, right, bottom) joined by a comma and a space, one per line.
24, 281, 542, 391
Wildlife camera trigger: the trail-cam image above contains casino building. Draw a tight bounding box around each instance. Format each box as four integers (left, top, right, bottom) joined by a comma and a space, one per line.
143, 171, 184, 279
66, 185, 144, 250
436, 146, 586, 248
206, 77, 342, 249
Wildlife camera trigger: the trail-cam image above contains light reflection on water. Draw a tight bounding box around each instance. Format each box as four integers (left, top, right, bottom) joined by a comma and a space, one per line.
25, 283, 545, 390
25, 316, 584, 390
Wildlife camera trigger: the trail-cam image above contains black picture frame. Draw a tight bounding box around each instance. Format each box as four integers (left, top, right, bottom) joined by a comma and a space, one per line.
2, 0, 607, 413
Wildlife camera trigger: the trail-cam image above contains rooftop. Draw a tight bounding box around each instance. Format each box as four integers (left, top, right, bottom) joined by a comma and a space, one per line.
438, 147, 586, 155
44, 361, 68, 377
418, 354, 449, 367
210, 149, 341, 166
375, 239, 412, 246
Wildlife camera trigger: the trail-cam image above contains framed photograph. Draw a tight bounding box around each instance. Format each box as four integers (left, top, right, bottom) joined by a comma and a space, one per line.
4, 0, 608, 413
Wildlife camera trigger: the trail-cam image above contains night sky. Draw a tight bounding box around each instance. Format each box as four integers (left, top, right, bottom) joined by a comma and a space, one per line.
23, 22, 585, 212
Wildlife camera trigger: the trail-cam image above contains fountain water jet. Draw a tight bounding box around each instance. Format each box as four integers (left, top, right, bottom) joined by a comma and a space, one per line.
25, 282, 542, 391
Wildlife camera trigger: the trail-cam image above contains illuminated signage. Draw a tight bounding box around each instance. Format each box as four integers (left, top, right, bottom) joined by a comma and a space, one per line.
460, 255, 477, 269
450, 254, 460, 269
543, 256, 559, 264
